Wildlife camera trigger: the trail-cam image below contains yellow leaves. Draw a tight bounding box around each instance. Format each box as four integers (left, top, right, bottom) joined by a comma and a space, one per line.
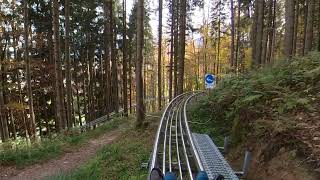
4, 102, 28, 111
0, 59, 25, 66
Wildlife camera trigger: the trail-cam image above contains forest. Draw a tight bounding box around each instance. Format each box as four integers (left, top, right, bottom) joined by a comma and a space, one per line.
1, 0, 318, 142
0, 0, 320, 179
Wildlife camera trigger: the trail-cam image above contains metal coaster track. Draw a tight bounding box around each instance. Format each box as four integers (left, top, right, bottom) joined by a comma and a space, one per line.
149, 92, 205, 180
148, 91, 250, 180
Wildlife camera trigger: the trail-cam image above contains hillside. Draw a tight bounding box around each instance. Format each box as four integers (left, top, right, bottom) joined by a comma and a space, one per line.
190, 52, 320, 179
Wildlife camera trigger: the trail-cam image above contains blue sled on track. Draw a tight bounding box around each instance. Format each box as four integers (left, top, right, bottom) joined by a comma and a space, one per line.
150, 168, 224, 180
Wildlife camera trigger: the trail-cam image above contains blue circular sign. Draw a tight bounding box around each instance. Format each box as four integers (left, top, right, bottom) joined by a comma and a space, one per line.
205, 74, 215, 84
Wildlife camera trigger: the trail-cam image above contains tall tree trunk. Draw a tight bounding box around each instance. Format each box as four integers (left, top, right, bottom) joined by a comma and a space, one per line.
235, 0, 241, 70
304, 0, 315, 54
0, 40, 9, 141
53, 0, 64, 131
150, 68, 156, 111
255, 0, 264, 65
82, 63, 88, 122
191, 33, 199, 89
266, 0, 276, 63
173, 0, 178, 97
284, 0, 295, 58
111, 30, 119, 113
104, 0, 111, 117
302, 0, 308, 55
136, 0, 145, 127
59, 68, 66, 128
230, 0, 235, 69
157, 0, 163, 110
9, 104, 16, 140
48, 23, 57, 130
91, 52, 97, 120
293, 0, 299, 56
65, 0, 73, 129
216, 15, 221, 76
110, 2, 119, 113
169, 14, 173, 101
178, 0, 186, 95
203, 26, 208, 74
99, 53, 104, 117
74, 59, 82, 126
161, 57, 165, 102
143, 60, 147, 99
122, 0, 128, 116
318, 0, 320, 52
87, 35, 95, 122
128, 37, 132, 114
11, 2, 18, 139
251, 0, 259, 62
262, 0, 273, 64
24, 0, 36, 138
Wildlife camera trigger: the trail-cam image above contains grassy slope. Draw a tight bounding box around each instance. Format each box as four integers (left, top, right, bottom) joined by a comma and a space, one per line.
0, 117, 128, 167
190, 52, 320, 169
48, 116, 158, 180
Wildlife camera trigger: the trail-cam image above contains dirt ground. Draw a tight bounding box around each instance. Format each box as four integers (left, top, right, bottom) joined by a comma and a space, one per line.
228, 146, 320, 180
249, 151, 320, 180
0, 130, 121, 180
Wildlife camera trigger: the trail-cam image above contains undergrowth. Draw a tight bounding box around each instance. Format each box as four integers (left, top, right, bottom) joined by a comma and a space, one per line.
0, 116, 128, 167
48, 117, 157, 180
190, 52, 320, 164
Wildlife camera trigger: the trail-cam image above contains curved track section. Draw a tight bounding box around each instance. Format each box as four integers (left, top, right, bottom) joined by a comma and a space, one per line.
149, 92, 204, 180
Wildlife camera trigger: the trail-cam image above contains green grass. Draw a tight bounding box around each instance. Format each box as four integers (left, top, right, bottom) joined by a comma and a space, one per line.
0, 116, 128, 167
47, 117, 158, 180
189, 52, 320, 147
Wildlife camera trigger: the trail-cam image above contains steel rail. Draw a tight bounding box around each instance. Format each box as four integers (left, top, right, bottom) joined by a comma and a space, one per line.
168, 105, 175, 172
175, 104, 183, 179
162, 105, 175, 173
148, 92, 192, 176
149, 91, 205, 180
179, 100, 194, 180
162, 97, 185, 174
162, 97, 186, 174
183, 92, 206, 172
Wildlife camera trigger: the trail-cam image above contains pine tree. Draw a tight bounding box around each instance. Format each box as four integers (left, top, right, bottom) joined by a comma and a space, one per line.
52, 0, 64, 131
284, 0, 295, 58
136, 0, 145, 127
65, 0, 73, 128
304, 0, 315, 54
122, 0, 128, 116
178, 0, 187, 95
157, 0, 163, 110
24, 0, 37, 138
230, 0, 235, 69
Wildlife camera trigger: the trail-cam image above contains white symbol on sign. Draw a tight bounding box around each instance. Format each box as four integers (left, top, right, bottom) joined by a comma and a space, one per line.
205, 74, 216, 89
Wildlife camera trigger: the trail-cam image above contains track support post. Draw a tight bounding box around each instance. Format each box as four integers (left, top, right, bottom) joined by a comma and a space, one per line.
235, 151, 251, 178
218, 136, 229, 154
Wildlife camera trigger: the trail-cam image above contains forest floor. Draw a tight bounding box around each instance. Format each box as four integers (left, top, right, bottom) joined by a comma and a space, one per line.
0, 130, 122, 180
0, 114, 158, 180
47, 114, 159, 180
0, 116, 132, 180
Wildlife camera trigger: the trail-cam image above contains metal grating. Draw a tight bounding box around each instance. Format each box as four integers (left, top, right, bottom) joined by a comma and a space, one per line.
192, 133, 239, 180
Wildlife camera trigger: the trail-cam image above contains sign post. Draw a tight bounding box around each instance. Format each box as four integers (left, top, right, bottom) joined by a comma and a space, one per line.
205, 74, 216, 89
